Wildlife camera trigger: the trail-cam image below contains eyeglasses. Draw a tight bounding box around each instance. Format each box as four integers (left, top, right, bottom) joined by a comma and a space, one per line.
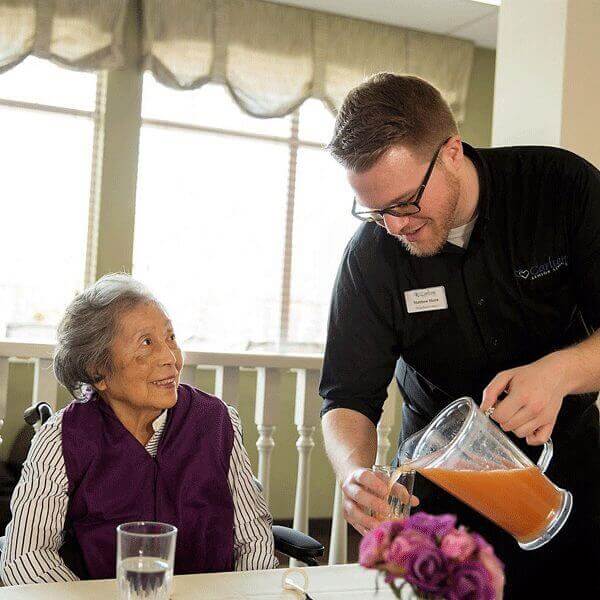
351, 137, 451, 224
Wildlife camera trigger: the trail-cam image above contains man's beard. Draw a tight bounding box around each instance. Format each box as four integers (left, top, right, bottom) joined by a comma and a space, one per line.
397, 171, 460, 257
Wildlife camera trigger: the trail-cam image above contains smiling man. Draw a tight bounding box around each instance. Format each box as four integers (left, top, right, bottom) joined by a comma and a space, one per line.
319, 73, 600, 598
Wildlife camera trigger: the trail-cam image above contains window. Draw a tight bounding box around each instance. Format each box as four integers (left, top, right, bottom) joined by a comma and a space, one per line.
0, 58, 99, 341
133, 76, 357, 353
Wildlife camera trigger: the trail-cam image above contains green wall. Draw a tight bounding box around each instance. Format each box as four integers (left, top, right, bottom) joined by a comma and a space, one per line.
1, 46, 496, 520
461, 47, 496, 148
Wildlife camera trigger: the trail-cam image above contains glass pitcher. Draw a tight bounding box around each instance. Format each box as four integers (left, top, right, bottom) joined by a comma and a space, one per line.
395, 397, 572, 550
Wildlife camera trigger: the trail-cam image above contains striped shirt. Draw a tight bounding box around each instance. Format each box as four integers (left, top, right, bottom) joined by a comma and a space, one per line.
0, 404, 277, 585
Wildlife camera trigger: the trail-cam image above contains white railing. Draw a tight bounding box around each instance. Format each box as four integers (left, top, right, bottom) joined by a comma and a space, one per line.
0, 339, 400, 565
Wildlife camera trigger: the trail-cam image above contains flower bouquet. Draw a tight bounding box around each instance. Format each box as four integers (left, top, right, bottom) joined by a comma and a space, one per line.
359, 512, 505, 600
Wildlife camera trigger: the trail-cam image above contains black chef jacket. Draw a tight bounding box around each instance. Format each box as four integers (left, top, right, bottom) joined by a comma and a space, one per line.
320, 143, 600, 598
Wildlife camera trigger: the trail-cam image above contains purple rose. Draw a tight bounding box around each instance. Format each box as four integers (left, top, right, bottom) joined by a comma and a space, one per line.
447, 561, 495, 600
440, 526, 477, 562
402, 545, 450, 595
405, 512, 457, 539
384, 529, 436, 576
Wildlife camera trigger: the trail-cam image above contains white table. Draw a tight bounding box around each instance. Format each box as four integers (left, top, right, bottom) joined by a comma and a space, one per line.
0, 564, 403, 599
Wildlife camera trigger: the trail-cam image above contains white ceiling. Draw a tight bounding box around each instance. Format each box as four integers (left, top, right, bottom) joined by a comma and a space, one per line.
266, 0, 499, 49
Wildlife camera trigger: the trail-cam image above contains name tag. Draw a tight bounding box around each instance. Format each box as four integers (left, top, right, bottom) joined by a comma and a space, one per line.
404, 286, 448, 313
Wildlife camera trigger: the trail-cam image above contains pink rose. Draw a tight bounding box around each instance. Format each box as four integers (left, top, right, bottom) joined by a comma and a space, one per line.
359, 528, 387, 568
471, 532, 505, 599
478, 548, 505, 599
472, 533, 494, 555
440, 526, 477, 562
359, 520, 405, 568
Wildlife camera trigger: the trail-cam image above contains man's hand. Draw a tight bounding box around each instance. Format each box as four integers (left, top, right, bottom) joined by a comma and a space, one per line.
481, 353, 570, 445
341, 467, 419, 536
322, 409, 420, 536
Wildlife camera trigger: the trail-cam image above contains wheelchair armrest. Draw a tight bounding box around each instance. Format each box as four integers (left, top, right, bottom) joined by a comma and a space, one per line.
272, 525, 324, 566
24, 403, 53, 427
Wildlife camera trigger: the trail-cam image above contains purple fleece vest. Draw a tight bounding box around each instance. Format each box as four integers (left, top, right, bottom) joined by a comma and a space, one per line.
61, 384, 235, 579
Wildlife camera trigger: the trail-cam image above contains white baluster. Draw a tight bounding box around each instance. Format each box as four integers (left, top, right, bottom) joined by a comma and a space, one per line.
254, 367, 280, 506
180, 364, 197, 387
214, 366, 240, 409
376, 381, 400, 466
290, 369, 320, 567
33, 358, 57, 410
0, 357, 9, 446
329, 483, 348, 565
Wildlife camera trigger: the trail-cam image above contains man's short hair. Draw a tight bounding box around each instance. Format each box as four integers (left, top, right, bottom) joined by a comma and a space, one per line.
328, 73, 459, 172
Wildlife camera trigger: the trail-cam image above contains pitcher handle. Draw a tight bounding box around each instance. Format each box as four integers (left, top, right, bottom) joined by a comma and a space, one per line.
537, 438, 554, 473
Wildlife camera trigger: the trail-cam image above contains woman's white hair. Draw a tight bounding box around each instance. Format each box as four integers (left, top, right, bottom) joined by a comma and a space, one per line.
53, 273, 164, 399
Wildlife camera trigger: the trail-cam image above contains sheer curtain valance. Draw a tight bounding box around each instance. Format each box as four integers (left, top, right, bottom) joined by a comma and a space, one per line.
0, 0, 474, 120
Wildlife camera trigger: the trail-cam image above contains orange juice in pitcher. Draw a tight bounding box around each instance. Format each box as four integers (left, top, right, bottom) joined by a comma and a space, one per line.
392, 397, 572, 550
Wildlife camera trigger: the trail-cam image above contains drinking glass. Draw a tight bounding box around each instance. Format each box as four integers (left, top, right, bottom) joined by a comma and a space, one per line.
371, 465, 415, 520
117, 521, 177, 600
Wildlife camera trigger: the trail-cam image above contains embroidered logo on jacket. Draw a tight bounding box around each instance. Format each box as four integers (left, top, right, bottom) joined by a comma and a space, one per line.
514, 255, 568, 280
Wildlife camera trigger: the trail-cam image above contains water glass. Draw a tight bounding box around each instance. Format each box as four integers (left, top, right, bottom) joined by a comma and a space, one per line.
371, 465, 415, 520
117, 522, 177, 600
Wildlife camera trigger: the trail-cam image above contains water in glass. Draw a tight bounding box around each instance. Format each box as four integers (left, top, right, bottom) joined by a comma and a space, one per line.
118, 556, 172, 600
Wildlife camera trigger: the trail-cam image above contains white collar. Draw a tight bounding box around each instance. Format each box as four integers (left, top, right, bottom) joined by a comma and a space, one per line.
151, 409, 168, 432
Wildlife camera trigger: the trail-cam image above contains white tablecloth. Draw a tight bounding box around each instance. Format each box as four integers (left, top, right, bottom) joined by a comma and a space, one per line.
0, 564, 403, 599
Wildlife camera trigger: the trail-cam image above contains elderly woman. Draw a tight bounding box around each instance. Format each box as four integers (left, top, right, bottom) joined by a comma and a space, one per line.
0, 274, 277, 585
